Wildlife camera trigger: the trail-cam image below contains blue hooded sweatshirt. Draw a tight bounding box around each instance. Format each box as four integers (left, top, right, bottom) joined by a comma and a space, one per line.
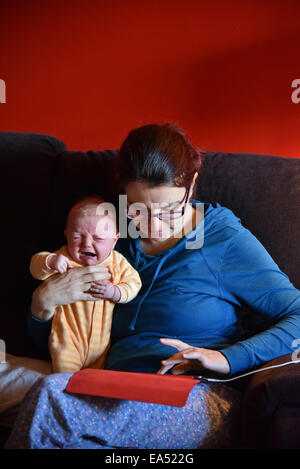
28, 201, 300, 376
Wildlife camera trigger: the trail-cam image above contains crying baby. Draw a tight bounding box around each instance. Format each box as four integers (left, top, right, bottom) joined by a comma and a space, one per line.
30, 195, 141, 373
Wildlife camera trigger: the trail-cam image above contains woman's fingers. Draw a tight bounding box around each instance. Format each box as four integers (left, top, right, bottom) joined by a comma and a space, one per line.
159, 338, 190, 352
90, 282, 106, 292
83, 272, 111, 284
158, 339, 198, 374
65, 266, 111, 286
90, 289, 106, 297
171, 361, 195, 375
69, 265, 111, 280
90, 285, 106, 291
157, 352, 186, 374
90, 280, 107, 287
84, 272, 111, 281
90, 290, 109, 299
82, 291, 103, 301
91, 280, 111, 287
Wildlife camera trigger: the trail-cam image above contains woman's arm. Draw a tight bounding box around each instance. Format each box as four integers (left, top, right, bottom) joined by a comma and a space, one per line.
159, 227, 300, 376
217, 228, 300, 375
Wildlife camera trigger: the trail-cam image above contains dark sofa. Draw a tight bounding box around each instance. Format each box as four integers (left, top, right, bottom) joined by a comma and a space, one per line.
0, 131, 300, 448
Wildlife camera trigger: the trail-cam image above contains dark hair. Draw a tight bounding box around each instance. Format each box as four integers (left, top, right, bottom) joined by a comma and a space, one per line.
116, 122, 202, 191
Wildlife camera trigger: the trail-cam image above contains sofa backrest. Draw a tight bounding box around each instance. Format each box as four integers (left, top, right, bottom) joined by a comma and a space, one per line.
196, 150, 300, 291
0, 131, 299, 355
0, 132, 66, 354
43, 149, 119, 253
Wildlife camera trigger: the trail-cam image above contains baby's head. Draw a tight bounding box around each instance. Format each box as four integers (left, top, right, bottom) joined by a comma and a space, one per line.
64, 195, 119, 266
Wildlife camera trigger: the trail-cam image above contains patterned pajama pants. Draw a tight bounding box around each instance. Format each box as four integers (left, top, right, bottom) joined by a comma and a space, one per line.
5, 373, 241, 449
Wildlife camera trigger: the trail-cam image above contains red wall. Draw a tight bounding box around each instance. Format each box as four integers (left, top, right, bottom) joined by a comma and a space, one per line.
1, 0, 300, 157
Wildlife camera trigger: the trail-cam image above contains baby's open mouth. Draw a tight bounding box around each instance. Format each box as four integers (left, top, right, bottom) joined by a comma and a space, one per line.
81, 252, 97, 257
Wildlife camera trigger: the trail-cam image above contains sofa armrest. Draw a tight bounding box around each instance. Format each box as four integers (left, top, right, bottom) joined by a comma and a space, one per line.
240, 353, 300, 448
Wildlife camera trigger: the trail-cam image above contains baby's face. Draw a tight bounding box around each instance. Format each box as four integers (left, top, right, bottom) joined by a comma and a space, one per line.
65, 212, 119, 266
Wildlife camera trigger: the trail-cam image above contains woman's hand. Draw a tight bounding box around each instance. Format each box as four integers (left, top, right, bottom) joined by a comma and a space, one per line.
157, 338, 230, 375
31, 265, 111, 321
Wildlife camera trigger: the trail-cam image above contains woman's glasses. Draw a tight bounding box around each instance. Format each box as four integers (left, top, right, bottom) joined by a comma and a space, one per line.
126, 187, 190, 223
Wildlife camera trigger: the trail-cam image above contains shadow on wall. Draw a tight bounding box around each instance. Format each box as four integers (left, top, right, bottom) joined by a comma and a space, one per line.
195, 32, 300, 154
155, 31, 300, 156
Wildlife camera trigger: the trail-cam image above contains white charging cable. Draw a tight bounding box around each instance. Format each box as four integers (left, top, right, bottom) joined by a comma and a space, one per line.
196, 359, 300, 383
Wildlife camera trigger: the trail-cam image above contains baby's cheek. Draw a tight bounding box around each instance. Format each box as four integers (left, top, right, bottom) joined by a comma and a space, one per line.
67, 243, 78, 260
96, 241, 115, 262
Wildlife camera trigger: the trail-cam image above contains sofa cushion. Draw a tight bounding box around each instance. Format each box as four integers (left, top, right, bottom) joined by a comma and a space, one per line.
240, 353, 300, 448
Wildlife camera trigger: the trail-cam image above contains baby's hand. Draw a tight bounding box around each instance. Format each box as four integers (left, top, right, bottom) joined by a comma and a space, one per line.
47, 254, 71, 273
89, 280, 121, 302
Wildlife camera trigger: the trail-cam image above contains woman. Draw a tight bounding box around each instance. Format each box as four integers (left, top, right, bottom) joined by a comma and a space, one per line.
5, 122, 300, 449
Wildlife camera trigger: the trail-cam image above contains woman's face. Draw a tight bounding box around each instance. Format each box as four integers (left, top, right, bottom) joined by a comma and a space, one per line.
125, 182, 192, 241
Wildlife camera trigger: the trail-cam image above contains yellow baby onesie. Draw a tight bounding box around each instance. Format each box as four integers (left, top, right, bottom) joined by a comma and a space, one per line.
30, 246, 142, 373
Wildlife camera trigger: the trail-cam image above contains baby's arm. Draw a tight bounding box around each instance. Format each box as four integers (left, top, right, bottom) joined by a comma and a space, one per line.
30, 252, 71, 280
90, 255, 142, 303
47, 253, 71, 273
30, 252, 57, 280
90, 281, 121, 302
116, 257, 142, 303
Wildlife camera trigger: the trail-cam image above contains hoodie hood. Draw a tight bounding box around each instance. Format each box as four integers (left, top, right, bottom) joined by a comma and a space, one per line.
128, 199, 207, 330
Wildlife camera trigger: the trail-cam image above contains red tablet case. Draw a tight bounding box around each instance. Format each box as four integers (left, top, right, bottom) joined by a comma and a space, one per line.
65, 369, 200, 407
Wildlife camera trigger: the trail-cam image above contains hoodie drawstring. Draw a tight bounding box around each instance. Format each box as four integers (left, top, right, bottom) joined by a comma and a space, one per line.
129, 252, 170, 331
134, 250, 141, 271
